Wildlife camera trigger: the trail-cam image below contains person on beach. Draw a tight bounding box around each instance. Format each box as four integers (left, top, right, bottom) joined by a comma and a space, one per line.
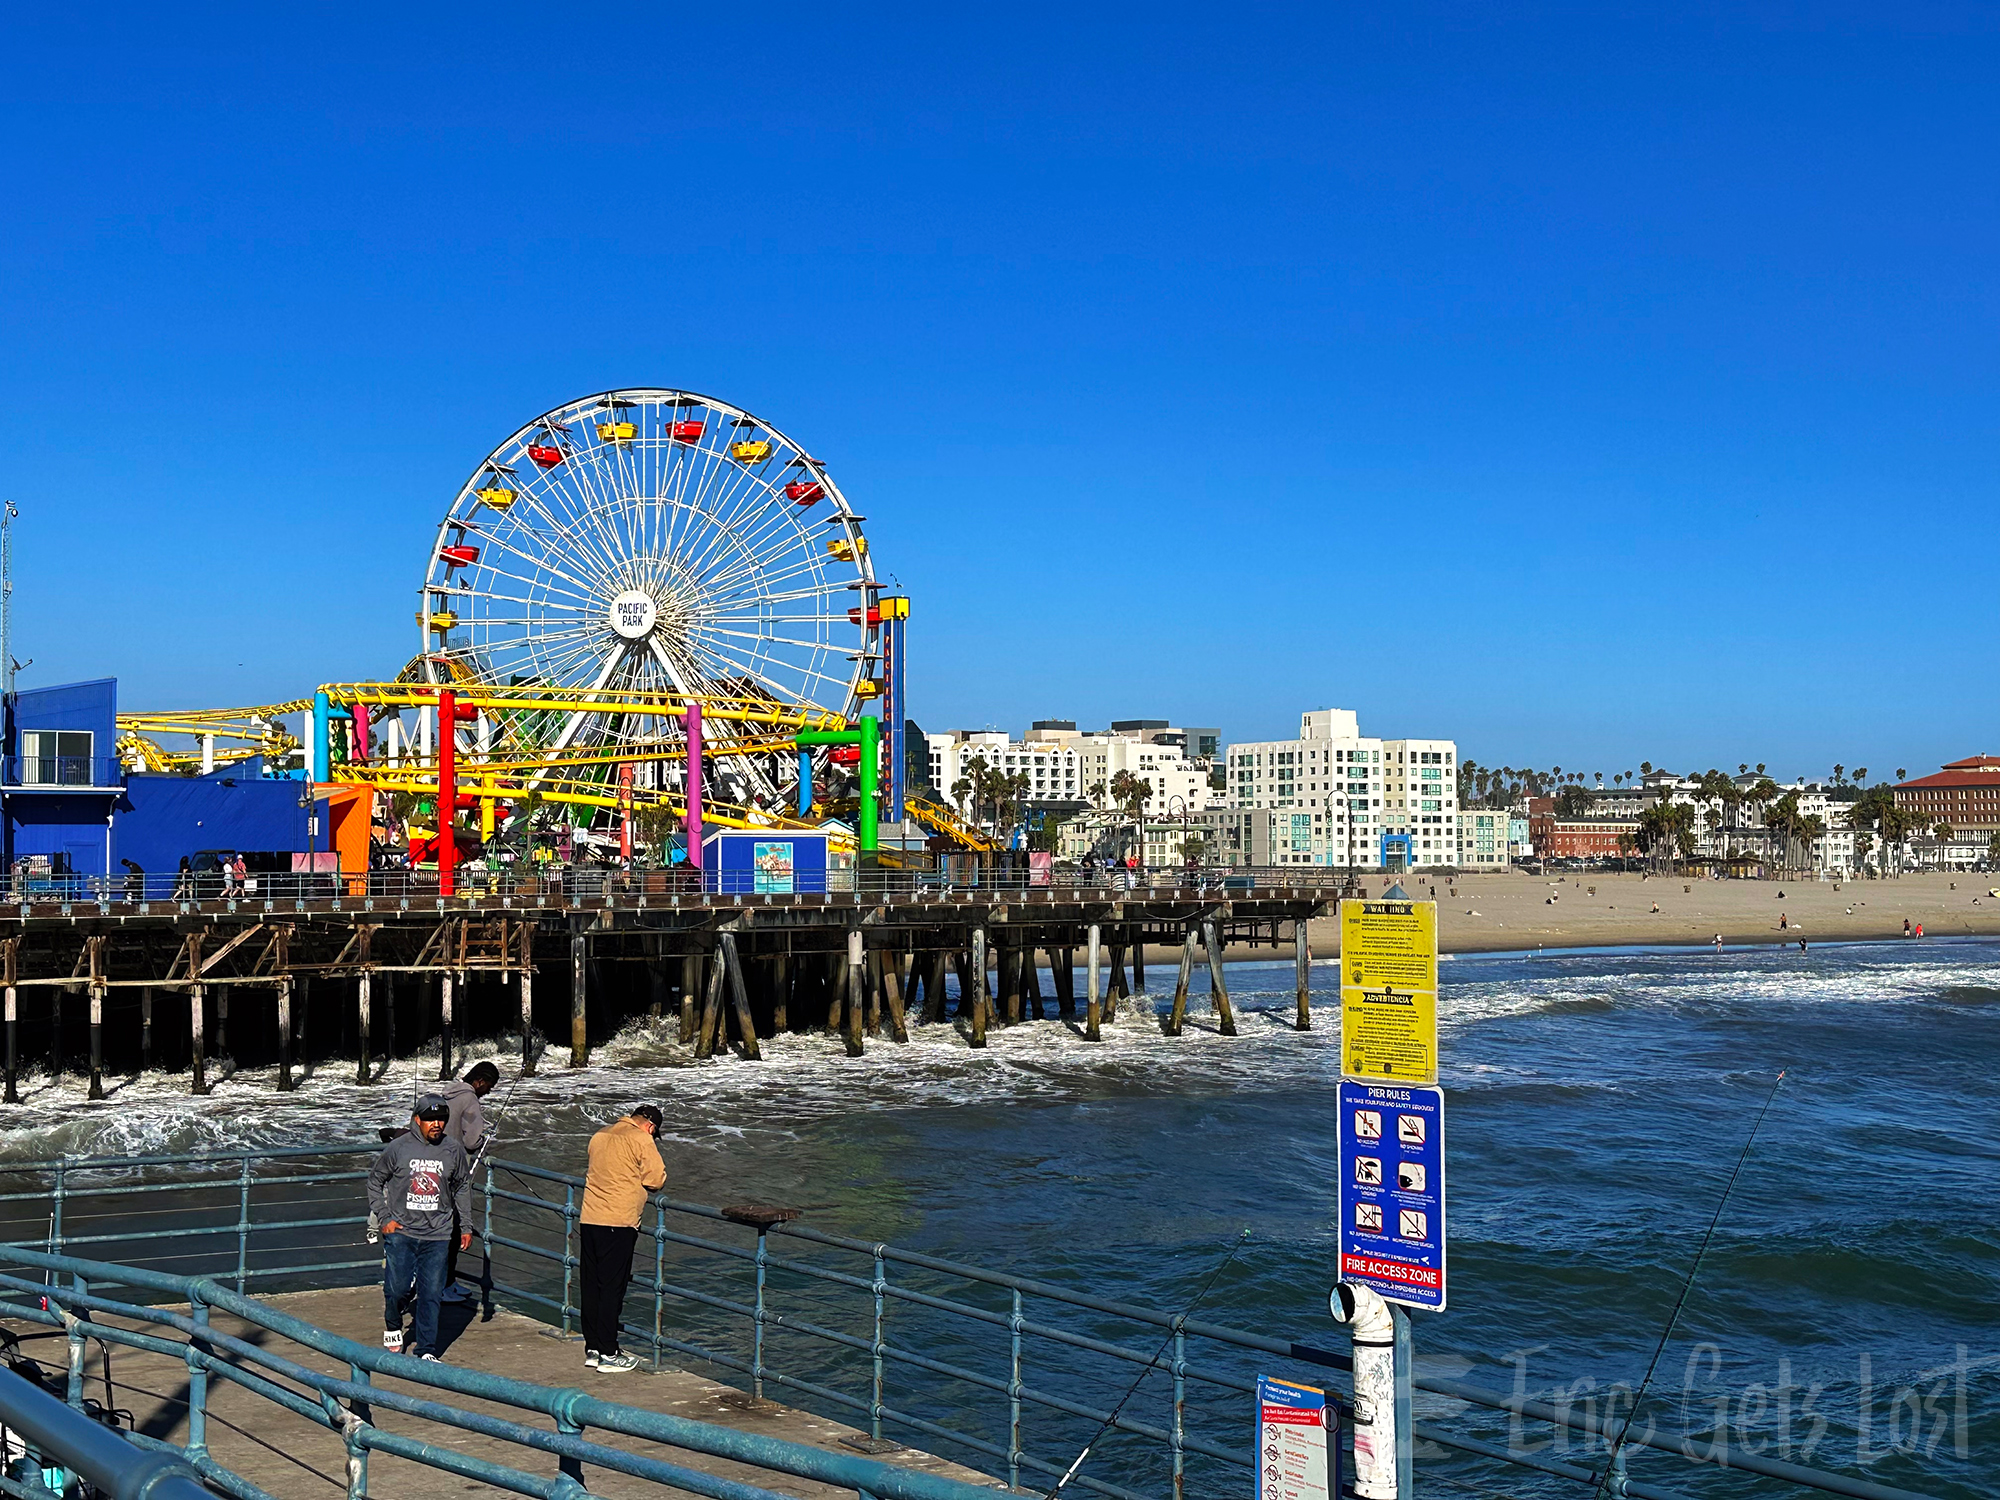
579, 1105, 666, 1373
369, 1095, 472, 1360
437, 1060, 502, 1303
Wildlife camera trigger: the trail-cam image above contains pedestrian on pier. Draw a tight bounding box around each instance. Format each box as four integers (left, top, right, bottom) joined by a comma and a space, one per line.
579, 1104, 665, 1374
369, 1094, 472, 1360
438, 1061, 502, 1304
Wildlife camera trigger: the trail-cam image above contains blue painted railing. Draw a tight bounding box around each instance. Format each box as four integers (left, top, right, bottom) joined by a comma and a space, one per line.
0, 1144, 1955, 1500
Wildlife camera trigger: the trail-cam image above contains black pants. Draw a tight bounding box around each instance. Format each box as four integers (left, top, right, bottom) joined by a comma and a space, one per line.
579, 1224, 638, 1354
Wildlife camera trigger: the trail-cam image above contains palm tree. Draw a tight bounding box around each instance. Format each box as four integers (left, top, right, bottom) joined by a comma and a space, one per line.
1738, 763, 1749, 776
1755, 763, 1766, 776
1933, 821, 1954, 869
1833, 763, 1844, 786
1640, 761, 1653, 777
1896, 768, 1907, 784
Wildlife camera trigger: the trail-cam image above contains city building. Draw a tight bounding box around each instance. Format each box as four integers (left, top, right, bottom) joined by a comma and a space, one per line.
1896, 757, 2000, 840
927, 724, 1214, 828
1528, 812, 1639, 860
1224, 709, 1461, 870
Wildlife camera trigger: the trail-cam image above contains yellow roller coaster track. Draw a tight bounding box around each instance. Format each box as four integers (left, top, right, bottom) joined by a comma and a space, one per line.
317, 683, 850, 733
902, 794, 1002, 853
116, 703, 313, 774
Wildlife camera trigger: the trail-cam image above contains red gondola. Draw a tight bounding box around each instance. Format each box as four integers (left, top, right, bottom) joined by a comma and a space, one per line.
785, 481, 825, 505
829, 744, 861, 767
440, 544, 480, 568
670, 420, 705, 441
845, 605, 883, 626
527, 443, 564, 468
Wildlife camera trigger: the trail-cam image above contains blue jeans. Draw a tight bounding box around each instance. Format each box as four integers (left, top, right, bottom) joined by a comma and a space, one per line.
383, 1233, 450, 1356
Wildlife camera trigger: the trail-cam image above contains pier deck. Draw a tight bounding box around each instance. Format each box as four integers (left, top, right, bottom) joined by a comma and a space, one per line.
11, 1285, 1002, 1498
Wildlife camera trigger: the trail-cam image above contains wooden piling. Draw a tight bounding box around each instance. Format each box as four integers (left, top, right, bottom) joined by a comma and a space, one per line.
864, 950, 882, 1038
2, 939, 15, 1103
720, 934, 761, 1062
881, 949, 910, 1043
569, 923, 588, 1068
1294, 919, 1311, 1031
679, 953, 700, 1041
190, 983, 207, 1096
1167, 927, 1196, 1036
1132, 935, 1145, 993
439, 971, 456, 1080
277, 977, 295, 1092
772, 953, 790, 1032
1202, 918, 1237, 1036
844, 929, 866, 1057
519, 922, 537, 1076
1055, 949, 1075, 1020
356, 973, 373, 1084
1085, 924, 1102, 1042
294, 975, 309, 1075
695, 952, 726, 1060
1104, 943, 1123, 1022
968, 928, 987, 1048
87, 984, 105, 1100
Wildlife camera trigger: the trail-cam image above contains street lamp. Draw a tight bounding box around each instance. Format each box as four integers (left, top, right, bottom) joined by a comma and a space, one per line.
1167, 794, 1194, 880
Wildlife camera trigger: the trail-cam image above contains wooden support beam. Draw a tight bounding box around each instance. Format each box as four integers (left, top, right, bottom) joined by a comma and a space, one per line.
569, 923, 588, 1068
356, 926, 376, 1085
1294, 919, 1312, 1031
864, 949, 882, 1039
519, 922, 537, 1076
439, 971, 456, 1080
277, 977, 295, 1092
1132, 934, 1145, 993
1167, 927, 1196, 1037
1055, 948, 1075, 1021
1085, 924, 1102, 1043
679, 952, 700, 1042
2, 938, 16, 1104
719, 933, 761, 1062
772, 953, 790, 1033
925, 950, 949, 1026
139, 986, 153, 1077
845, 929, 866, 1058
188, 932, 207, 1096
968, 927, 987, 1049
880, 949, 909, 1044
1202, 918, 1237, 1037
86, 936, 107, 1100
696, 945, 726, 1060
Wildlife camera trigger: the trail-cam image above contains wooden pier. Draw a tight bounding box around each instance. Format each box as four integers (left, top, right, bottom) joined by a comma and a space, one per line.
0, 882, 1331, 1099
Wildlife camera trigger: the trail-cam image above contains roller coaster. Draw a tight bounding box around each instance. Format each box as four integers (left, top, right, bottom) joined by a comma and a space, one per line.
114, 389, 999, 874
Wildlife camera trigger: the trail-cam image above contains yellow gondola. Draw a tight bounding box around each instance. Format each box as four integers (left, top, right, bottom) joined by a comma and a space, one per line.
476, 486, 517, 510
424, 610, 459, 632
827, 536, 867, 561
854, 679, 883, 698
597, 421, 638, 442
729, 440, 772, 464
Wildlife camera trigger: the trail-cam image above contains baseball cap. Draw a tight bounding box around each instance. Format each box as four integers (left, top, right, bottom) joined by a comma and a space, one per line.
630, 1105, 663, 1131
414, 1094, 450, 1122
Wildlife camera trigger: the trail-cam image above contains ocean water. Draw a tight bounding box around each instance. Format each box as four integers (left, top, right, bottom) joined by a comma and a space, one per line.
0, 939, 1992, 1498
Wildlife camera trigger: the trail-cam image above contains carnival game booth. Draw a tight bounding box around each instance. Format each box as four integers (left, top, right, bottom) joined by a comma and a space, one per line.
702, 830, 830, 895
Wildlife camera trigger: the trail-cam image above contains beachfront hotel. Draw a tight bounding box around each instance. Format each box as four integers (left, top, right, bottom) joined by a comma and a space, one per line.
1223, 709, 1463, 871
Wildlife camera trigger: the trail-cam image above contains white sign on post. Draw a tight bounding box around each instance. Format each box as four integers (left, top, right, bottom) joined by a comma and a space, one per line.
1255, 1374, 1331, 1500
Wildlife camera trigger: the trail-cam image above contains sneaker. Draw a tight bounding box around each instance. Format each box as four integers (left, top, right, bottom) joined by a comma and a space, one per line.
596, 1351, 640, 1373
382, 1329, 404, 1352
584, 1349, 601, 1369
419, 1353, 443, 1364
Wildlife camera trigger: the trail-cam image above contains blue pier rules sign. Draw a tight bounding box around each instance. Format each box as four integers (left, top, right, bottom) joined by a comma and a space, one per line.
1337, 1078, 1446, 1311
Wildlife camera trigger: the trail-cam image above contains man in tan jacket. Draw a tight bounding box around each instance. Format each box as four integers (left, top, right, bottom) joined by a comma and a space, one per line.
579, 1105, 665, 1372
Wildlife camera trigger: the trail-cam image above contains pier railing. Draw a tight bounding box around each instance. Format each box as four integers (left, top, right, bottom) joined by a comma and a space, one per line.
1, 862, 1377, 915
0, 1144, 1949, 1500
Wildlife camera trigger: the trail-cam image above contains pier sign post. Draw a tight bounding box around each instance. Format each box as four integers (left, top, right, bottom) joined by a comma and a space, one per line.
1339, 900, 1438, 1084
1256, 1374, 1333, 1500
1336, 1078, 1446, 1311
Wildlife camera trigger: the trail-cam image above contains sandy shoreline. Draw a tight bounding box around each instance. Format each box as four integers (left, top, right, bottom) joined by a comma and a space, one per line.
1132, 871, 2000, 967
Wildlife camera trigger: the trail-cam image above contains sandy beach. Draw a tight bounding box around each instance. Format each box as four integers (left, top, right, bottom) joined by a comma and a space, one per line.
1300, 869, 2000, 956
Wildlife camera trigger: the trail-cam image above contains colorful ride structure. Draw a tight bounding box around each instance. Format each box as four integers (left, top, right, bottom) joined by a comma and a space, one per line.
114, 388, 995, 886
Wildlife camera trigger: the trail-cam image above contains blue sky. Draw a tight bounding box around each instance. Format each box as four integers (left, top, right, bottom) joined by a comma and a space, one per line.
3, 5, 1994, 783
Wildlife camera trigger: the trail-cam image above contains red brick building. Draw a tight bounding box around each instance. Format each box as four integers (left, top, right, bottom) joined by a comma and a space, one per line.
1529, 813, 1640, 860
1894, 756, 2000, 836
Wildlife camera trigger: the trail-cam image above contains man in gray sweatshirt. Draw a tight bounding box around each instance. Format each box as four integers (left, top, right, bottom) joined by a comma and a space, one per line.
368, 1095, 472, 1359
437, 1061, 502, 1304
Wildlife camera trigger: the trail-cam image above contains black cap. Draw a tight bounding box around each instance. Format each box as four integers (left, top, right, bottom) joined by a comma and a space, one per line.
414, 1094, 450, 1122
630, 1105, 663, 1131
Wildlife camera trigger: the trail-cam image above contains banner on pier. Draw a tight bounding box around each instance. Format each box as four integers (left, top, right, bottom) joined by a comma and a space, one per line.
1256, 1374, 1332, 1500
1339, 899, 1437, 1083
1336, 1078, 1446, 1311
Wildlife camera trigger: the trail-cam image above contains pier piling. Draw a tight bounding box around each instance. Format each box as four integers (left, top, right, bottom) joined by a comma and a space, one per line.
1294, 920, 1311, 1031
1168, 927, 1196, 1037
569, 924, 588, 1067
1085, 925, 1102, 1043
190, 982, 207, 1095
439, 972, 455, 1080
721, 934, 761, 1062
1202, 919, 1236, 1037
277, 978, 295, 1092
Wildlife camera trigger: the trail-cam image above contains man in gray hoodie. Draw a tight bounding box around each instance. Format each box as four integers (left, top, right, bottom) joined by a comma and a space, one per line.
368, 1095, 472, 1359
437, 1061, 501, 1304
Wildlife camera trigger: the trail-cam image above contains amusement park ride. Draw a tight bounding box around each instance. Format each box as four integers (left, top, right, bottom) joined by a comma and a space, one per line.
114, 389, 996, 882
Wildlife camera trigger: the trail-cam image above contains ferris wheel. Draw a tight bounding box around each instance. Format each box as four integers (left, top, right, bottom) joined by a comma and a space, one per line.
419, 389, 878, 811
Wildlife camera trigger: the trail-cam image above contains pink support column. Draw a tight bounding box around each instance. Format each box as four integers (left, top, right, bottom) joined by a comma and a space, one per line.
685, 701, 704, 870
438, 690, 458, 898
352, 703, 370, 764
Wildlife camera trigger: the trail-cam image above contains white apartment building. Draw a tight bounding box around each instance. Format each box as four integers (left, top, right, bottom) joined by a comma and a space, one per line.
1225, 709, 1463, 870
928, 727, 1213, 824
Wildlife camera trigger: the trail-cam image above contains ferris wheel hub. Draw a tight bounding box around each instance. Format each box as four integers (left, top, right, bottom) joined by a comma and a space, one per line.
609, 589, 660, 642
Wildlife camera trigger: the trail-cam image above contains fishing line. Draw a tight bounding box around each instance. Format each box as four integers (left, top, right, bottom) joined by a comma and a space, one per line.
1042, 1228, 1251, 1500
1589, 1068, 1787, 1499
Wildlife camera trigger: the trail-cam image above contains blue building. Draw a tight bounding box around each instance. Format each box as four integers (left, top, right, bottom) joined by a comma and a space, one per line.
2, 678, 326, 881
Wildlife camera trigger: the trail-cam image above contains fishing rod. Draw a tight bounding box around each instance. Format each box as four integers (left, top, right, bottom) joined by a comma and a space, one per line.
1042, 1228, 1251, 1500
1588, 1068, 1787, 1499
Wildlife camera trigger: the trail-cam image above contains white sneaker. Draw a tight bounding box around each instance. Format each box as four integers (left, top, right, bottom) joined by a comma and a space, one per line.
382, 1329, 404, 1352
596, 1351, 640, 1373
584, 1349, 601, 1368
419, 1353, 443, 1364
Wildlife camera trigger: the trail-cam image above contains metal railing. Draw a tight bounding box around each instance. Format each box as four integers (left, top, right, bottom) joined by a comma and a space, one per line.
0, 862, 1367, 914
0, 1144, 1954, 1500
1, 755, 122, 789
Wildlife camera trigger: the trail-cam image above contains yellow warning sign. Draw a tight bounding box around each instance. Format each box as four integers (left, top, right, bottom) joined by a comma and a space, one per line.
1340, 900, 1437, 992
1340, 900, 1438, 1083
